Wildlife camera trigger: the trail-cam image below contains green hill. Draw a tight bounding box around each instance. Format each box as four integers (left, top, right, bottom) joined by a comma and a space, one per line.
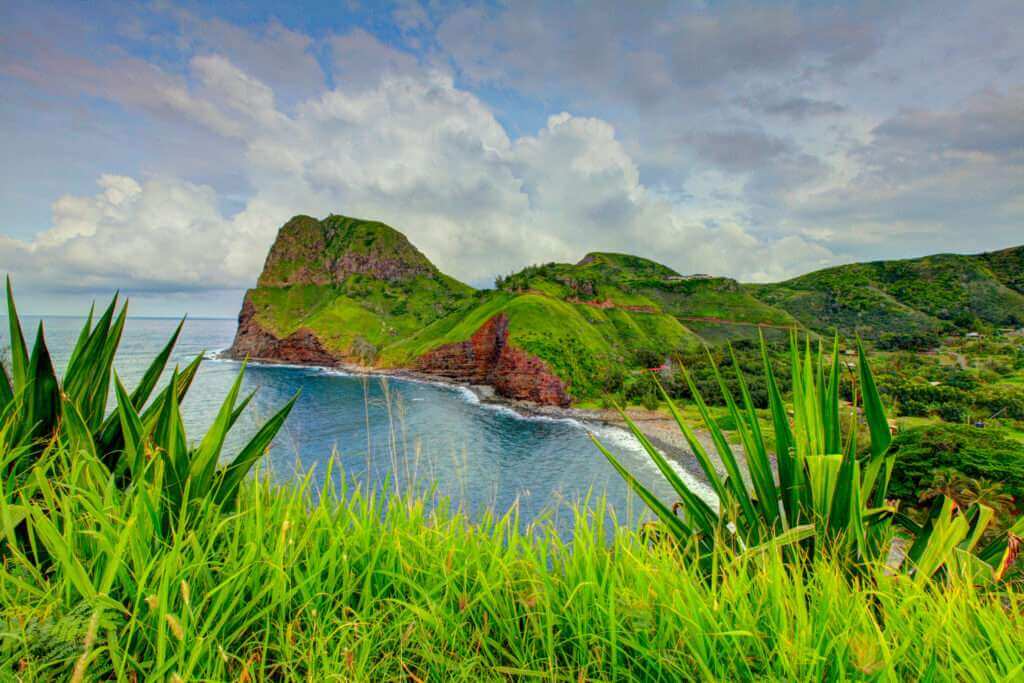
231, 218, 801, 404
233, 215, 474, 364
232, 213, 1022, 404
981, 245, 1024, 295
749, 248, 1024, 338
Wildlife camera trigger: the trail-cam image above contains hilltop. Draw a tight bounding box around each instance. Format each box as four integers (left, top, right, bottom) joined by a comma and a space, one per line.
231, 214, 1023, 406
231, 215, 473, 366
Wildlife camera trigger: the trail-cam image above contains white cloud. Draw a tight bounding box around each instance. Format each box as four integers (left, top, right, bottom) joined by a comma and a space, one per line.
3, 57, 835, 294
1, 174, 243, 292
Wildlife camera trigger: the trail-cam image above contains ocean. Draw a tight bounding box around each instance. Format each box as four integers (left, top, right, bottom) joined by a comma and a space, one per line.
4, 316, 714, 534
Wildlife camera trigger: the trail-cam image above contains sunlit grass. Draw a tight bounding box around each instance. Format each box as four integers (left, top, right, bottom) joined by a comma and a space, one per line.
2, 449, 1023, 681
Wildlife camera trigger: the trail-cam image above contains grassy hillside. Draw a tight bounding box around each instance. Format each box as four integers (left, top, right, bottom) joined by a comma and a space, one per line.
495, 253, 797, 346
248, 274, 473, 360
382, 291, 702, 397
982, 245, 1024, 295
239, 213, 1021, 403
750, 249, 1024, 338
242, 214, 474, 362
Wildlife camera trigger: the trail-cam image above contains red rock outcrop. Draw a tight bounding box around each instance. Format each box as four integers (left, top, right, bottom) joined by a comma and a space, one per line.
229, 295, 338, 366
414, 314, 570, 407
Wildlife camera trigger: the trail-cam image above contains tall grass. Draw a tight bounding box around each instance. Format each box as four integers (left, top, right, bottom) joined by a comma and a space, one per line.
2, 448, 1023, 681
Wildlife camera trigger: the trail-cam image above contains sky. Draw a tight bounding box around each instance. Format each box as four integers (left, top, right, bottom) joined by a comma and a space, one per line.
1, 1, 1022, 316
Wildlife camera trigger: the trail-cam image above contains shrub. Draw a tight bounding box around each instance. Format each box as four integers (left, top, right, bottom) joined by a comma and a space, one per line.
877, 330, 941, 351
887, 424, 1024, 503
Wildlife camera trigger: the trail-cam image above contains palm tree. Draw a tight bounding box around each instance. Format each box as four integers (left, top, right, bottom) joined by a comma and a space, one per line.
918, 468, 974, 507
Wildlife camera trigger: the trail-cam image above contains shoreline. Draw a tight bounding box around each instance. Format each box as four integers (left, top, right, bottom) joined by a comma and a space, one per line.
213, 350, 717, 475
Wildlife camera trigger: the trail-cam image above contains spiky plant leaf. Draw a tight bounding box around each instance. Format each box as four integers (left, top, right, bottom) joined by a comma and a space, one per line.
24, 323, 61, 450
592, 434, 691, 543
61, 398, 98, 461
95, 318, 185, 456
759, 331, 801, 525
618, 409, 719, 540
5, 277, 29, 391
682, 360, 760, 541
0, 363, 12, 413
113, 373, 147, 480
214, 393, 298, 510
191, 360, 247, 493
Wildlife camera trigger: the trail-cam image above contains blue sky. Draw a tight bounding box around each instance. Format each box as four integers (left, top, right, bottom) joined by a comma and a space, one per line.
2, 1, 1023, 316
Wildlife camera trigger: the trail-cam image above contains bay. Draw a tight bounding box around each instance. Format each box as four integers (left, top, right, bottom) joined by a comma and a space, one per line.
3, 316, 713, 534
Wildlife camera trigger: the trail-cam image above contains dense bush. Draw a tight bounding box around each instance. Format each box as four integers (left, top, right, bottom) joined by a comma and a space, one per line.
887, 424, 1024, 503
877, 330, 941, 351
974, 384, 1024, 420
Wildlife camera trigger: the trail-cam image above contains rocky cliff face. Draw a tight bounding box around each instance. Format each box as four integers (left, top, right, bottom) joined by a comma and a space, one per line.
414, 314, 570, 407
230, 294, 338, 365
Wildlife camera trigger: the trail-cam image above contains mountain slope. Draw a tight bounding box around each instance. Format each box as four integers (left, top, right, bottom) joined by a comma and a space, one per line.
981, 245, 1024, 295
748, 248, 1024, 337
232, 213, 1022, 405
231, 217, 801, 405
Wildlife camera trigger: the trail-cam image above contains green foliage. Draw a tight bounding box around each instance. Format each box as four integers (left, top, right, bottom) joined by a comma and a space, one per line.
876, 330, 942, 351
0, 280, 297, 527
887, 424, 1024, 503
751, 247, 1024, 338
4, 447, 1024, 680
595, 332, 1024, 584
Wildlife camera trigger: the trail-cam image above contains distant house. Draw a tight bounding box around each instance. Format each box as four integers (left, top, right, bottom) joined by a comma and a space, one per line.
666, 273, 714, 281
929, 380, 942, 386
965, 332, 983, 339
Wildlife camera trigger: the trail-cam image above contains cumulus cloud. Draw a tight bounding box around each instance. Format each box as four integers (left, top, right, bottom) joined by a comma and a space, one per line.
0, 174, 244, 292
2, 56, 835, 293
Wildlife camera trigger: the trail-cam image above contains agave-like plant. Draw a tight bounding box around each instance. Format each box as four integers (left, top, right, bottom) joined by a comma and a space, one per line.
594, 331, 1022, 583
0, 279, 297, 532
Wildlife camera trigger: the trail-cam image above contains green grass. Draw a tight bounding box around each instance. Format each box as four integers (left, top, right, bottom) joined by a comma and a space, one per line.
4, 450, 1024, 681
249, 274, 474, 359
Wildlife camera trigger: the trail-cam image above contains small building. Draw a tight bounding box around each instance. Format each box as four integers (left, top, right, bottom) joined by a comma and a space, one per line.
965, 332, 983, 340
666, 273, 715, 281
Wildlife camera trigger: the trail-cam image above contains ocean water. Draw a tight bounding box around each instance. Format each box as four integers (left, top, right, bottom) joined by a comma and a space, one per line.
4, 316, 714, 533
